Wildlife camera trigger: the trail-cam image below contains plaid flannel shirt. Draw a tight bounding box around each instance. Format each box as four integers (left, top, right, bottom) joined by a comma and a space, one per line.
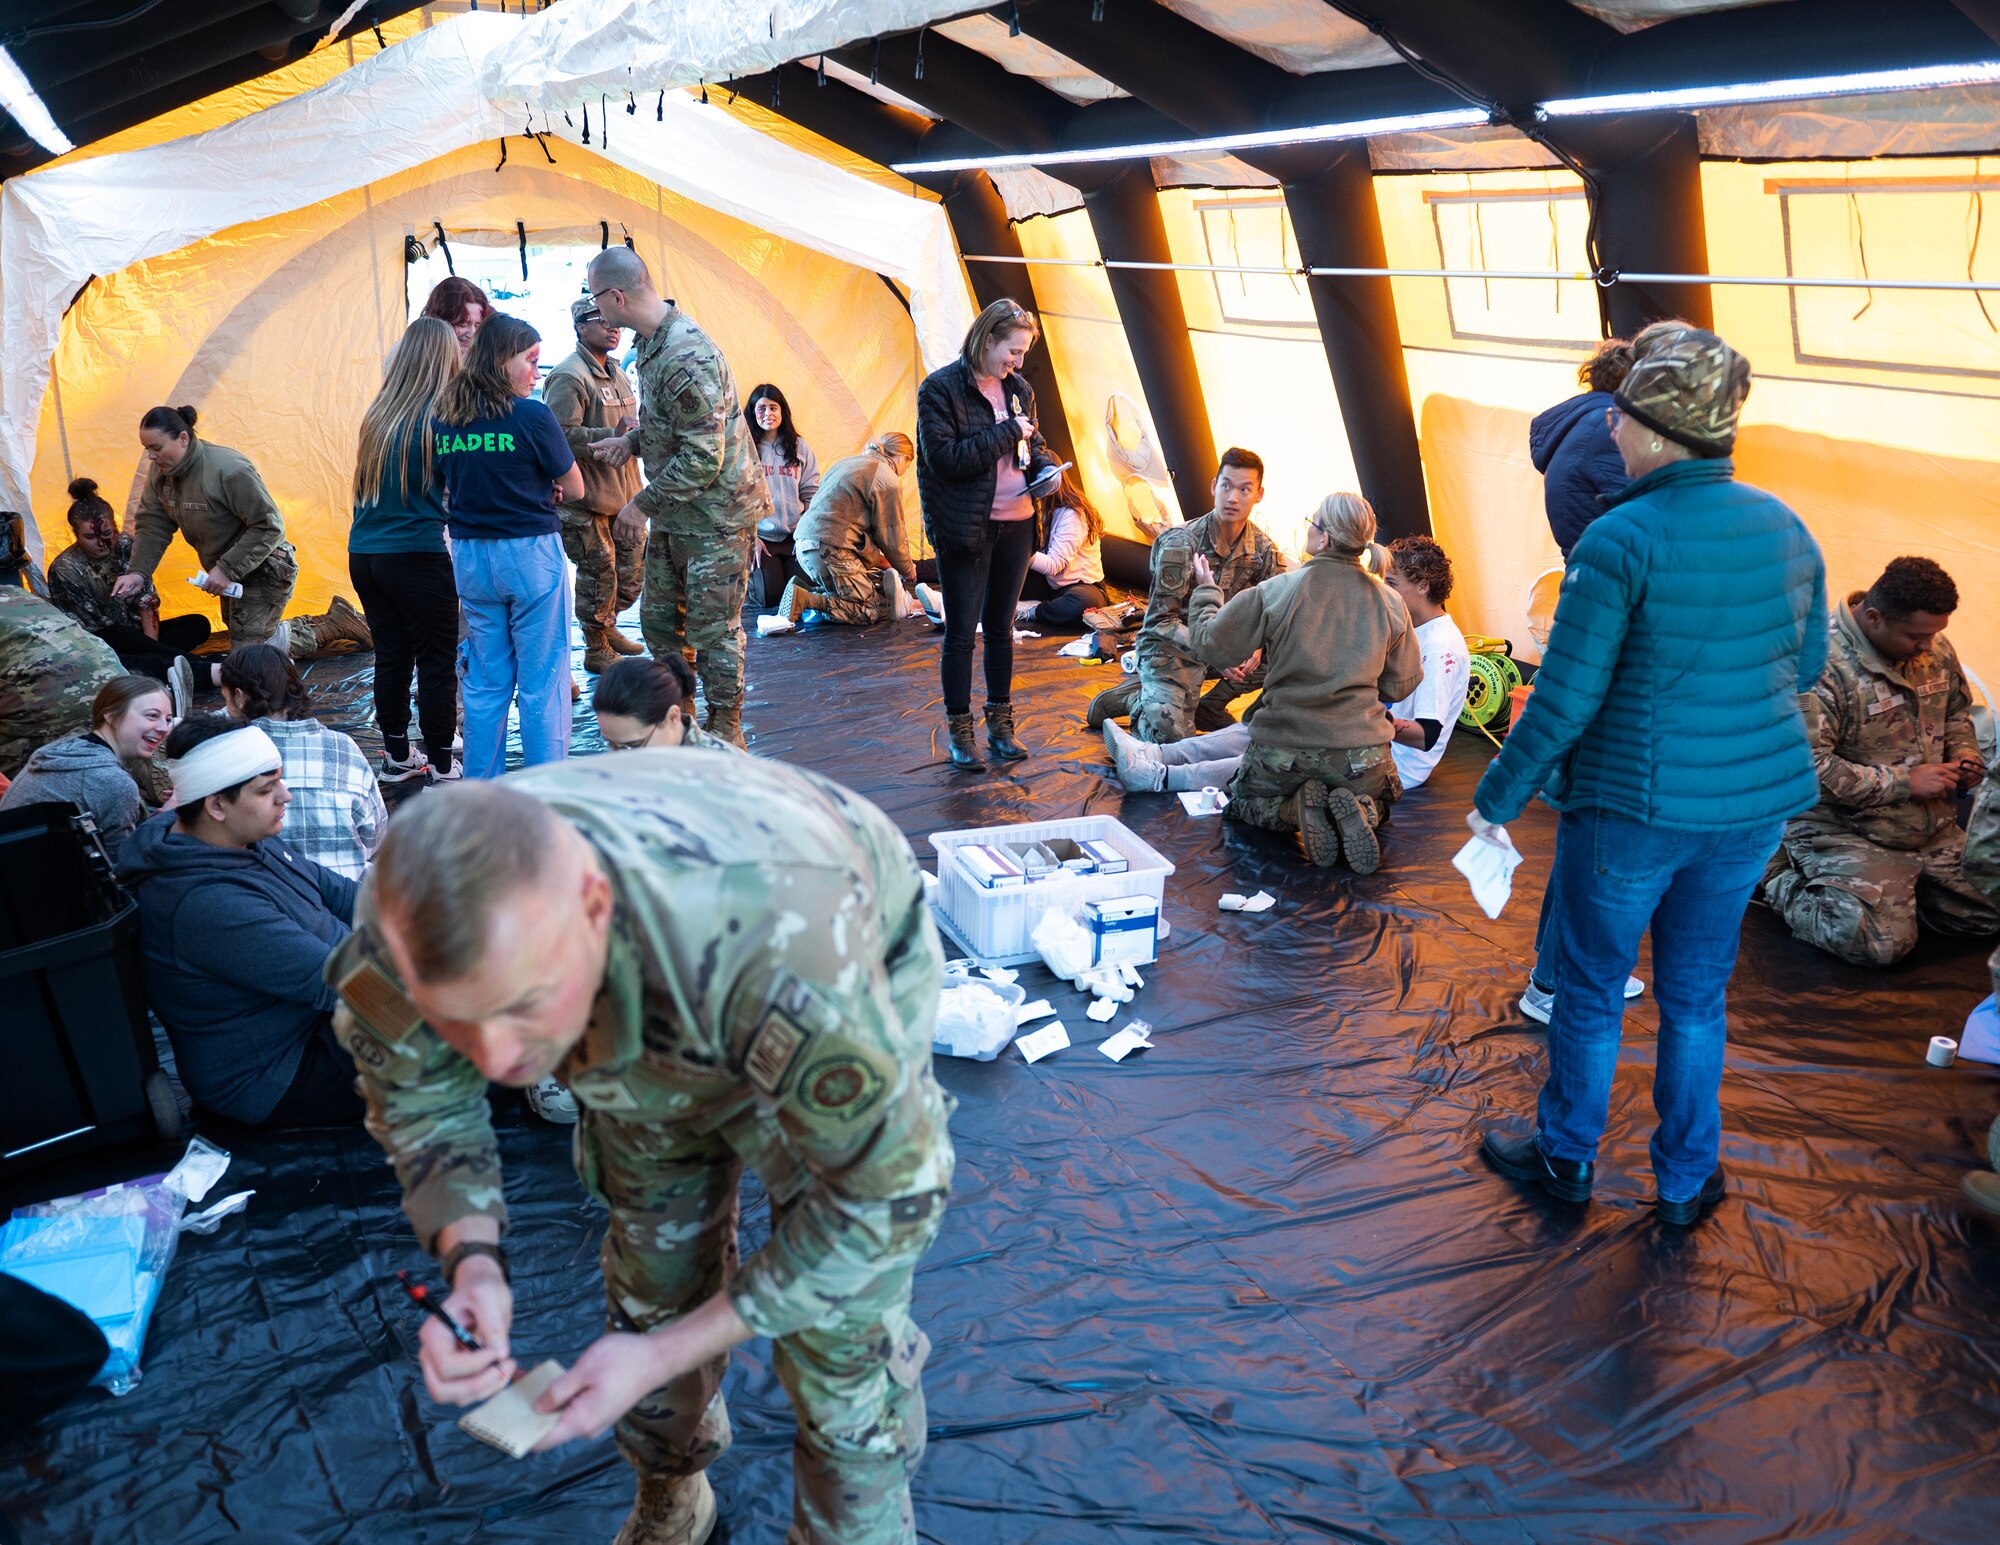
258, 717, 385, 880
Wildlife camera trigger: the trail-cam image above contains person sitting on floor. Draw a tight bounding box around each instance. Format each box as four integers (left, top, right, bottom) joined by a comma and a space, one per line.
1087, 448, 1288, 743
0, 586, 121, 780
591, 655, 738, 752
218, 644, 384, 879
45, 477, 209, 716
1104, 532, 1465, 801
0, 675, 172, 859
1014, 470, 1109, 630
118, 720, 363, 1128
777, 434, 922, 626
1762, 556, 1998, 965
1183, 492, 1421, 872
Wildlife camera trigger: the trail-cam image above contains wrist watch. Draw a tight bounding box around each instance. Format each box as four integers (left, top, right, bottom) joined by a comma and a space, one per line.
440, 1239, 510, 1289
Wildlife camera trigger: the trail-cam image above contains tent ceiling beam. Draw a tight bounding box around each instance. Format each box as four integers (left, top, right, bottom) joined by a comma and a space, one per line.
831, 22, 1219, 506
1330, 1, 1711, 332
1012, 0, 1428, 532
735, 58, 1078, 467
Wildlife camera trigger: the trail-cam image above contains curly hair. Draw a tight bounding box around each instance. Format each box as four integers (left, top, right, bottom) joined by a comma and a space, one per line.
1388, 534, 1454, 605
1578, 338, 1635, 394
1864, 556, 1958, 620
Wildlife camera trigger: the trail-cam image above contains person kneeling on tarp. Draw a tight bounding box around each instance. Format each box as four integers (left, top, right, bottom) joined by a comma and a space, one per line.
1183, 492, 1421, 873
1762, 556, 1998, 965
776, 433, 923, 626
591, 655, 740, 753
117, 720, 364, 1128
327, 760, 953, 1545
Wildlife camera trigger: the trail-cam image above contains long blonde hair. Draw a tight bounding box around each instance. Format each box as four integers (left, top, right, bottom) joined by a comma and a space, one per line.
355, 317, 460, 506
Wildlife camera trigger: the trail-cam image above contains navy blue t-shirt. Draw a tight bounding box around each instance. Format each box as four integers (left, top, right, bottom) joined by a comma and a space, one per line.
432, 396, 575, 540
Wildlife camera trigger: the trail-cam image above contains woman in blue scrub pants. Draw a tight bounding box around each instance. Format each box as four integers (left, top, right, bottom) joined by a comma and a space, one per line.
432, 313, 585, 779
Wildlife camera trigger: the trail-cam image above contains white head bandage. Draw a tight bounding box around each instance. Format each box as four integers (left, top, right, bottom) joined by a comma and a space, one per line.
169, 724, 282, 807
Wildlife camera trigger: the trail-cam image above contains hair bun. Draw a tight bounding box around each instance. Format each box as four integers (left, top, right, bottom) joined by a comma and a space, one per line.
176, 405, 199, 428
67, 476, 98, 499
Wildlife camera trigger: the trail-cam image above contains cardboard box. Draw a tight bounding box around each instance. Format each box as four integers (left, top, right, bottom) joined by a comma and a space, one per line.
1085, 895, 1159, 966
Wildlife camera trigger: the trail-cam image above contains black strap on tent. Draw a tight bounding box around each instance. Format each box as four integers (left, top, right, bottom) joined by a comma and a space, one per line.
600, 93, 609, 149
494, 137, 508, 172
816, 55, 825, 87
1009, 1, 1021, 37
914, 26, 926, 80
517, 222, 528, 282
582, 99, 590, 146
625, 89, 635, 116
599, 220, 609, 250
433, 223, 454, 275
657, 90, 665, 120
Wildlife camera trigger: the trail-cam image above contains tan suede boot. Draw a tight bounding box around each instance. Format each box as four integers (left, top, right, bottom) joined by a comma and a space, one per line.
606, 625, 646, 656
582, 626, 619, 674
613, 1472, 716, 1545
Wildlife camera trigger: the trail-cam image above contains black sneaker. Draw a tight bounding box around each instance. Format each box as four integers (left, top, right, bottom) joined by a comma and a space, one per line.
1655, 1168, 1724, 1227
1481, 1125, 1594, 1203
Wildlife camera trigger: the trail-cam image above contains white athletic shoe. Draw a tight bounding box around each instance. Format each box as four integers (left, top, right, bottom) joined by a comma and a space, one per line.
431, 763, 463, 783
1520, 975, 1646, 1026
378, 750, 432, 785
167, 655, 195, 722
912, 582, 945, 626
526, 1077, 579, 1124
1103, 718, 1166, 794
1015, 599, 1039, 624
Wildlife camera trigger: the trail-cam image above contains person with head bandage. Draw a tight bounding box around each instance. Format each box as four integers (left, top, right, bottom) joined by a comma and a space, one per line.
117, 718, 366, 1128
1174, 492, 1424, 873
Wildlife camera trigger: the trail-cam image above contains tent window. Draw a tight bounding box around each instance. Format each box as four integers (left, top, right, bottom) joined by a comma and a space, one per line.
1771, 176, 2000, 380
1194, 197, 1314, 329
1425, 187, 1595, 350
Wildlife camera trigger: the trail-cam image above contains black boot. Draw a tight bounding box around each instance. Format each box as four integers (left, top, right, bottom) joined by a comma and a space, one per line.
984, 701, 1027, 763
946, 712, 985, 771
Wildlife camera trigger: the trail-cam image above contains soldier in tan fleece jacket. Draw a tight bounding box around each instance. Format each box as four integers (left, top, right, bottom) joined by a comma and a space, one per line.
1187, 492, 1422, 874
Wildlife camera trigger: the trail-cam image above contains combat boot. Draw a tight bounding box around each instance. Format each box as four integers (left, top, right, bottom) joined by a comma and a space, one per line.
777, 578, 827, 626
606, 626, 646, 656
582, 627, 619, 674
1086, 676, 1140, 729
1324, 787, 1380, 875
317, 595, 375, 652
613, 1472, 716, 1545
946, 712, 985, 771
704, 708, 746, 748
1283, 783, 1339, 867
984, 701, 1027, 762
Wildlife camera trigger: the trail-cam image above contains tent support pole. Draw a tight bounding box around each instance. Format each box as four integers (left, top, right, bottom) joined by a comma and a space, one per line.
1562, 113, 1714, 335
1280, 146, 1432, 541
1080, 166, 1218, 507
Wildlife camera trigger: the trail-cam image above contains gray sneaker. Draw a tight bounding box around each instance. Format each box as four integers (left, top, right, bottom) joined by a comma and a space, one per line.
1521, 976, 1645, 1026
1103, 718, 1165, 793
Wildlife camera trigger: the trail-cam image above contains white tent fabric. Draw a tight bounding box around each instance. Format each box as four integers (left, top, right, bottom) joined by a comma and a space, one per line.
0, 2, 975, 529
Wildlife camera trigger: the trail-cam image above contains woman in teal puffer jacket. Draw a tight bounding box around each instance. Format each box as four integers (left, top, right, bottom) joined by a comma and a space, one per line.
1472, 324, 1827, 1229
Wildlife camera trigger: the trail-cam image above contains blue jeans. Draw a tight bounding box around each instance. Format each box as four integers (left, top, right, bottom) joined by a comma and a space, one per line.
1536, 807, 1785, 1203
453, 533, 572, 780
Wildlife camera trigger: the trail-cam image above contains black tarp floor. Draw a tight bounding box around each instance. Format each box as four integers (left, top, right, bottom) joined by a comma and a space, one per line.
5, 610, 1999, 1544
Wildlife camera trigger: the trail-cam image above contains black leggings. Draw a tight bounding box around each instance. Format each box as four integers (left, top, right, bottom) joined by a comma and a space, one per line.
936, 518, 1037, 716
348, 551, 459, 772
1021, 574, 1108, 630
96, 617, 211, 681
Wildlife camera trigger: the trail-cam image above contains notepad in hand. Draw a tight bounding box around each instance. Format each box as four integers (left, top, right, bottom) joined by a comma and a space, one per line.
459, 1360, 565, 1458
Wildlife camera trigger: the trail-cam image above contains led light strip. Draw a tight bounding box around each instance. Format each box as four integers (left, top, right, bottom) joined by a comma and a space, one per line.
889, 107, 1488, 174
0, 44, 71, 156
889, 59, 2000, 175
1543, 59, 2000, 117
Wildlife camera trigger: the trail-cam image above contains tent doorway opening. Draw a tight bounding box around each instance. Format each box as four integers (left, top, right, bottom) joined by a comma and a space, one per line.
407, 231, 638, 388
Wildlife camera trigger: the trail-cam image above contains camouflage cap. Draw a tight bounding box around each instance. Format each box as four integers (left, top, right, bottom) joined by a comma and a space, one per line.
571, 296, 604, 327
1613, 325, 1751, 457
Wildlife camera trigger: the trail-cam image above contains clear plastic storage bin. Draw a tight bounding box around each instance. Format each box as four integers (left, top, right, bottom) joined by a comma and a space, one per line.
928, 815, 1174, 967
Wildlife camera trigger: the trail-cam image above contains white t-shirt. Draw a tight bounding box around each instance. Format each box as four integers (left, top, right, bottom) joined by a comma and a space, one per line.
1389, 613, 1471, 789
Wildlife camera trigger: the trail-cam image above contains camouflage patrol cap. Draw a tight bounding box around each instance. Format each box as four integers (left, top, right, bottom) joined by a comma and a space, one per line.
1612, 325, 1751, 457
571, 296, 604, 326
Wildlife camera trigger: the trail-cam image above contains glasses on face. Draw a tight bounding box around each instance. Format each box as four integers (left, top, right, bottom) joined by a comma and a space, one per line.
606, 732, 655, 751
589, 284, 623, 302
1605, 405, 1624, 431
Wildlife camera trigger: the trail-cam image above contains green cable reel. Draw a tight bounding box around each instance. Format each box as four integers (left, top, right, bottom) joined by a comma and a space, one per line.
1458, 635, 1523, 739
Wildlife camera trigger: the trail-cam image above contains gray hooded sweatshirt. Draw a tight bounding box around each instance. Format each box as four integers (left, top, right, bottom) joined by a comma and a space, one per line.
0, 733, 148, 858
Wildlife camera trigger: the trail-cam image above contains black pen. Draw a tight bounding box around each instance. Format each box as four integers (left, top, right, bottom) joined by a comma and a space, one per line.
397, 1269, 483, 1352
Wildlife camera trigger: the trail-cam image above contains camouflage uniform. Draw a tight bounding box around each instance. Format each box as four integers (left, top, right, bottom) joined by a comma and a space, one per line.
1763, 597, 2000, 965
328, 752, 953, 1544
0, 587, 121, 777
131, 437, 301, 649
47, 536, 154, 634
795, 452, 915, 627
544, 345, 645, 651
1131, 511, 1287, 744
622, 307, 772, 737
1964, 763, 2000, 999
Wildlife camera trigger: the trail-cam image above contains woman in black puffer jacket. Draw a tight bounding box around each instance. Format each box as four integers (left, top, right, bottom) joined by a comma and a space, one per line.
916, 298, 1055, 770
